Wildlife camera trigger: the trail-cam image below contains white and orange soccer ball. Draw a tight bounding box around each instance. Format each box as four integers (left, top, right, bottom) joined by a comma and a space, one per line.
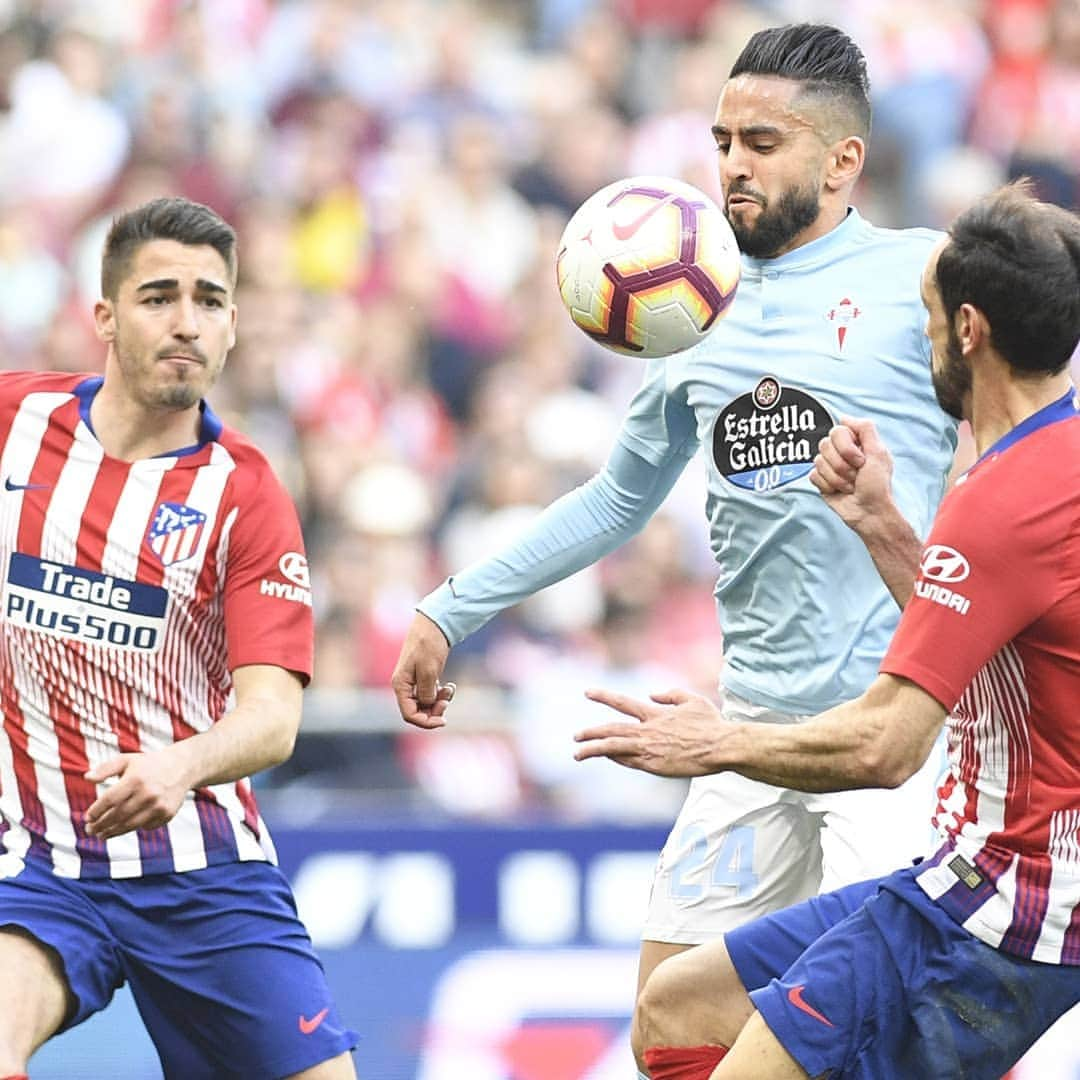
555, 175, 741, 358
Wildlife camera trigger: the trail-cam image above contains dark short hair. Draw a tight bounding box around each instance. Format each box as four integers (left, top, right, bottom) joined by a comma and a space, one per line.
729, 24, 871, 141
937, 182, 1080, 375
101, 197, 237, 299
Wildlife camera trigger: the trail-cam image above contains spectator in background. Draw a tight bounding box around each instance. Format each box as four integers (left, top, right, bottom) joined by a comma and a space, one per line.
969, 0, 1080, 208
513, 596, 690, 822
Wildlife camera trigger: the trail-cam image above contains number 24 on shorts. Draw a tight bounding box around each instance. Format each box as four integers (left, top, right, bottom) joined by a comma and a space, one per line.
669, 824, 759, 900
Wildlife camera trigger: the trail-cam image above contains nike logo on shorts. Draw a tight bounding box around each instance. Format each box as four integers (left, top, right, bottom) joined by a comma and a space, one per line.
299, 1007, 329, 1035
787, 985, 835, 1028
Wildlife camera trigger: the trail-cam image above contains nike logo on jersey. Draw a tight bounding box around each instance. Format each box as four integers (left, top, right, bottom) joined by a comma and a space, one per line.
4, 477, 50, 492
787, 985, 834, 1027
611, 194, 676, 241
299, 1007, 329, 1035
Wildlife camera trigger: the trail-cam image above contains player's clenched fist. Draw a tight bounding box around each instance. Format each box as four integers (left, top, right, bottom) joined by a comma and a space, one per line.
810, 417, 895, 533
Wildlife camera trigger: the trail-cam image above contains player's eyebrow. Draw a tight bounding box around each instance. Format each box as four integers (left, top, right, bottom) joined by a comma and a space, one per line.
710, 123, 787, 139
136, 278, 228, 294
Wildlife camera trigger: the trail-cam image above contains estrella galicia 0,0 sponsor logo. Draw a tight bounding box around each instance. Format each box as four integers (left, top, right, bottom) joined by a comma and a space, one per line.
712, 377, 834, 493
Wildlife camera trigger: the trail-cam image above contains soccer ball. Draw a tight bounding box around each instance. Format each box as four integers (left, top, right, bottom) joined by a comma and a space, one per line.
555, 175, 740, 358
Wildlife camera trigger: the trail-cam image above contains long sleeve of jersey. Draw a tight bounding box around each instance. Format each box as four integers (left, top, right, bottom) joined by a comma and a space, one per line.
418, 441, 693, 645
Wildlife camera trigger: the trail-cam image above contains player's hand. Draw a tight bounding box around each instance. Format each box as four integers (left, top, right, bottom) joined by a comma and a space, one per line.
810, 417, 895, 533
573, 687, 725, 777
391, 612, 456, 730
83, 752, 190, 839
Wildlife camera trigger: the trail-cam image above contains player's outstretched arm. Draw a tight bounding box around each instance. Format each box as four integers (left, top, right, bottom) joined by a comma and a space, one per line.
810, 417, 923, 608
392, 442, 691, 726
391, 612, 455, 729
574, 674, 945, 793
84, 664, 304, 840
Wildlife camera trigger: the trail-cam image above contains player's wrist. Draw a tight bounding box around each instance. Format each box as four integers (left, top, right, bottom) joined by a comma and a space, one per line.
850, 498, 910, 546
163, 738, 204, 793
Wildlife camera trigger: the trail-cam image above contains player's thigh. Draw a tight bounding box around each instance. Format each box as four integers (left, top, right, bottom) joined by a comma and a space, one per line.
814, 737, 944, 889
0, 857, 122, 1058
644, 772, 823, 945
116, 862, 357, 1079
638, 940, 693, 998
0, 926, 71, 1062
284, 1050, 357, 1079
636, 937, 756, 1051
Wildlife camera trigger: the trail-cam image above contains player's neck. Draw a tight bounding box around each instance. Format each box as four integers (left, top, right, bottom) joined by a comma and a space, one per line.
89, 383, 203, 462
968, 366, 1075, 456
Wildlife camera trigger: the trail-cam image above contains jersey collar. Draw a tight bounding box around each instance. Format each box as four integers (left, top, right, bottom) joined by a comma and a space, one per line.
740, 207, 862, 275
74, 375, 223, 458
976, 387, 1080, 463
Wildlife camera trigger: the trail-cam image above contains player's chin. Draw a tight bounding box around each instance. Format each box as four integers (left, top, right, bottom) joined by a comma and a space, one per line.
154, 382, 204, 410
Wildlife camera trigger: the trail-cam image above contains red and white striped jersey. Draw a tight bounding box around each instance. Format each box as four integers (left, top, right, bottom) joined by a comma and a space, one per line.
0, 371, 314, 879
882, 389, 1080, 964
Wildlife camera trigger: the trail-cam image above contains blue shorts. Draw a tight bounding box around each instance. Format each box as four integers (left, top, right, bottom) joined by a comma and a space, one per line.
0, 857, 357, 1079
726, 866, 1080, 1080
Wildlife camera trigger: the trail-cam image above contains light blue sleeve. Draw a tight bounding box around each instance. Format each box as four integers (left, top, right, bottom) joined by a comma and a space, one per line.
418, 441, 694, 645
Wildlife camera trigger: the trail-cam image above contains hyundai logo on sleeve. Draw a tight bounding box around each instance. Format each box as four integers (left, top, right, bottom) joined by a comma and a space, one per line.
919, 545, 970, 583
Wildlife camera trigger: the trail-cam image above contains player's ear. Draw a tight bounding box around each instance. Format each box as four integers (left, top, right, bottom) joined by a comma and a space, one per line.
955, 303, 988, 354
94, 298, 116, 343
824, 136, 864, 191
228, 303, 237, 350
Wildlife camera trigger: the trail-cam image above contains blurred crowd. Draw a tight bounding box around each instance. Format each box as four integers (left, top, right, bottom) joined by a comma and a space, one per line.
1, 0, 1078, 822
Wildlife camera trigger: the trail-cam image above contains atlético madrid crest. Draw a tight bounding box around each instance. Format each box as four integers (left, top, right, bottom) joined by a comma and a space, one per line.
147, 502, 206, 566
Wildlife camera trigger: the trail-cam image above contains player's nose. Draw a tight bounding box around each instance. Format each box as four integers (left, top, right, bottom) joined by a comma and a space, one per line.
171, 296, 200, 339
720, 141, 753, 184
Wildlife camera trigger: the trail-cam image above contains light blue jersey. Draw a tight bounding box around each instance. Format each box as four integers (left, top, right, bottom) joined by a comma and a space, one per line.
421, 209, 957, 715
620, 209, 956, 712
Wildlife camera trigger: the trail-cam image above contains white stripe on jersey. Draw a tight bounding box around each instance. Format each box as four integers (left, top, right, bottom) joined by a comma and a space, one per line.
1041, 814, 1080, 962
961, 855, 1018, 951
1, 394, 86, 876
1049, 809, 1080, 868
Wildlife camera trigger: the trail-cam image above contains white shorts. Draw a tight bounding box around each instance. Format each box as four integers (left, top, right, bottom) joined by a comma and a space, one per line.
642, 692, 946, 945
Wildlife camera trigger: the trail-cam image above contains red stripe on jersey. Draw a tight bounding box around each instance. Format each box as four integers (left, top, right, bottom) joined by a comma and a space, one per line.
14, 398, 81, 556
1, 705, 49, 860
78, 459, 144, 755
235, 780, 261, 842
48, 680, 106, 863
951, 703, 982, 836
1063, 902, 1080, 964
933, 769, 957, 833
76, 458, 127, 568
